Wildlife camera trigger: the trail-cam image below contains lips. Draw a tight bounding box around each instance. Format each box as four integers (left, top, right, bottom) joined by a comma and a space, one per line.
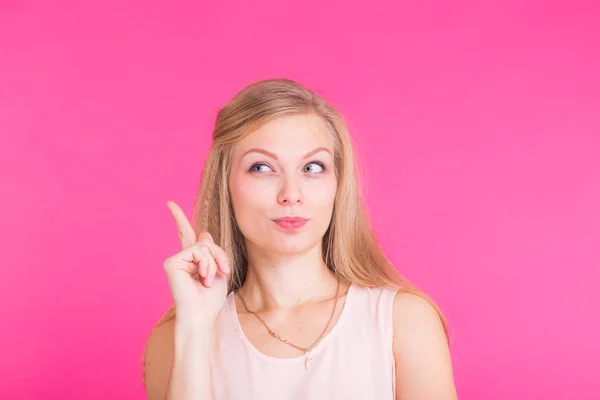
273, 217, 309, 230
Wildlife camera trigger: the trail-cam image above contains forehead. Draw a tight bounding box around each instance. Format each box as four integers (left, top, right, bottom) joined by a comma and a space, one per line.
233, 114, 334, 156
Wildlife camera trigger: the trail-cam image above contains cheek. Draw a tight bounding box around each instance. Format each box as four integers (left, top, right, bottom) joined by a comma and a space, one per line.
230, 175, 272, 219
310, 178, 337, 207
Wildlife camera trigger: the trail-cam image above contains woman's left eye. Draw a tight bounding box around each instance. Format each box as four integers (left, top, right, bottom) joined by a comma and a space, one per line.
304, 161, 326, 173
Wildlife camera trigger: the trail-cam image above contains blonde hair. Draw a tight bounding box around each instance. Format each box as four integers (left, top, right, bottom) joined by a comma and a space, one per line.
142, 77, 450, 389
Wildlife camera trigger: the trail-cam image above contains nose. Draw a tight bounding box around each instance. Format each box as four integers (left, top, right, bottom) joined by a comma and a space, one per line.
277, 174, 302, 205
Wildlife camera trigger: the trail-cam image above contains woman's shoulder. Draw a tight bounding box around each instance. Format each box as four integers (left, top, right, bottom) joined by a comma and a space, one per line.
352, 283, 438, 311
350, 283, 443, 334
349, 282, 401, 303
391, 290, 442, 328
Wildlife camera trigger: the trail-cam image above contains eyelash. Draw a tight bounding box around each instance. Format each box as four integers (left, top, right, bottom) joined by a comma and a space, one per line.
249, 161, 327, 173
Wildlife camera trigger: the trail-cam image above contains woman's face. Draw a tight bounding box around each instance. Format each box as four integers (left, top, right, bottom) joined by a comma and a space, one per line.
229, 113, 337, 255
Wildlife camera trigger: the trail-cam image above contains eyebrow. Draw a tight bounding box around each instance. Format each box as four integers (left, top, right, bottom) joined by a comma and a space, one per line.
242, 147, 332, 160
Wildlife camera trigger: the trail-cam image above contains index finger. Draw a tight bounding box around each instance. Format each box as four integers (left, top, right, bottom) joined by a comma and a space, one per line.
166, 200, 197, 249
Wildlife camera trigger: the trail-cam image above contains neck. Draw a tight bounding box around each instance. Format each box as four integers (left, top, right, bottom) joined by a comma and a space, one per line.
238, 241, 339, 311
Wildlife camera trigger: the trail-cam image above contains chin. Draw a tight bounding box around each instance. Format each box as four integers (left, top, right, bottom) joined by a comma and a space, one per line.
249, 233, 310, 254
277, 236, 323, 255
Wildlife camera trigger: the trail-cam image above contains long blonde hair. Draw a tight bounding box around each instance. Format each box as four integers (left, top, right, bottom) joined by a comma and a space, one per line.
142, 77, 450, 387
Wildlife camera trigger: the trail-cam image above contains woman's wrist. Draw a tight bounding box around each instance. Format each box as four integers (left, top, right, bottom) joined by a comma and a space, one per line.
175, 314, 215, 335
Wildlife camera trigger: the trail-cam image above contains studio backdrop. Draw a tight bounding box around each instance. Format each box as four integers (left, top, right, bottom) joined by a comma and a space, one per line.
1, 1, 598, 399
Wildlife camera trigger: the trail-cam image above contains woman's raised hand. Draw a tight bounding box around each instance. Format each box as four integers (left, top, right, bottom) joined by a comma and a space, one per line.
163, 201, 231, 325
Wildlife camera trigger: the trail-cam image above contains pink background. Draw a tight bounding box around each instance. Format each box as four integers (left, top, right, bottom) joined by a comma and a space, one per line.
1, 1, 599, 399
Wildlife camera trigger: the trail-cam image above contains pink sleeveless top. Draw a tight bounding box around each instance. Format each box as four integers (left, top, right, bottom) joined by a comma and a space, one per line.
210, 283, 399, 399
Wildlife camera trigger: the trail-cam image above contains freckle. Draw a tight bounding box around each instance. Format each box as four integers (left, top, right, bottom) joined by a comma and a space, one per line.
298, 325, 304, 331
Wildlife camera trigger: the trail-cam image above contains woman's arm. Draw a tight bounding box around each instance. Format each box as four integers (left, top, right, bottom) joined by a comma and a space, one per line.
168, 319, 215, 400
392, 292, 459, 400
143, 318, 215, 400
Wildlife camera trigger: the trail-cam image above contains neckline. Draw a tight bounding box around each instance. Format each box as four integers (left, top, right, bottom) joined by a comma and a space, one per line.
228, 282, 356, 365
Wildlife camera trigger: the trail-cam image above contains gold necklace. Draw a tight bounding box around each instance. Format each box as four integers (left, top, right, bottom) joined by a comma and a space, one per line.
237, 276, 341, 369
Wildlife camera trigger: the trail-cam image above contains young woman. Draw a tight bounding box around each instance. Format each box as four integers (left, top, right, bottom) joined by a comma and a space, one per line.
142, 78, 458, 399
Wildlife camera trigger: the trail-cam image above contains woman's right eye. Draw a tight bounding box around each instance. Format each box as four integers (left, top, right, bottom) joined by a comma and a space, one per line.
249, 163, 272, 173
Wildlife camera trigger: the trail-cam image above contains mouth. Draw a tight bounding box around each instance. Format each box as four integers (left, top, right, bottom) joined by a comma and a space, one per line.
273, 218, 309, 230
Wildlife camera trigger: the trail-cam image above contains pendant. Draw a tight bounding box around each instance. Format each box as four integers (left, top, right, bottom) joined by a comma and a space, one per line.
304, 351, 312, 369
